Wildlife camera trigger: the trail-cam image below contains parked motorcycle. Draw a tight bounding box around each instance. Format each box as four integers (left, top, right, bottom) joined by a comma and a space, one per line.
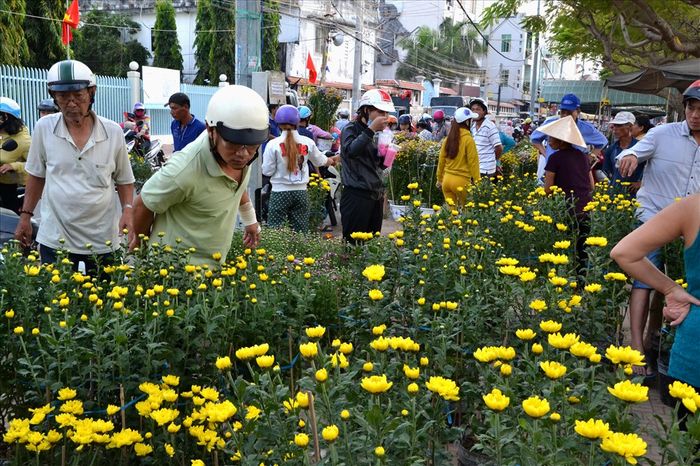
123, 121, 166, 172
319, 151, 341, 227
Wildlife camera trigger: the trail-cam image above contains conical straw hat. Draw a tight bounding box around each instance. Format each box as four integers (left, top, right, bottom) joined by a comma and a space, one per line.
537, 115, 586, 147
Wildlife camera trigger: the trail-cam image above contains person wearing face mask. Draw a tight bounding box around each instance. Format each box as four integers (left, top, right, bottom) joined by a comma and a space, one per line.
262, 105, 339, 232
131, 85, 268, 266
0, 97, 31, 213
339, 90, 395, 242
15, 60, 135, 273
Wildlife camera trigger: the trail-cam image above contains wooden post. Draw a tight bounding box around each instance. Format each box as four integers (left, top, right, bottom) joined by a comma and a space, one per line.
307, 391, 321, 463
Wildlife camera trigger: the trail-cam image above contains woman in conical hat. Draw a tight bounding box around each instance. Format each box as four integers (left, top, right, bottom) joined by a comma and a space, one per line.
541, 115, 594, 273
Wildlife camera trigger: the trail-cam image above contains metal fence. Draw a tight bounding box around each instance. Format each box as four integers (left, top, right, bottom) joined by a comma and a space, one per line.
0, 65, 218, 136
147, 83, 218, 135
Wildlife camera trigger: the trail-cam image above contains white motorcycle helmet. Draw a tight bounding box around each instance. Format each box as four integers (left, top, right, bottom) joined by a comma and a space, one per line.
47, 60, 96, 92
358, 89, 395, 113
205, 85, 269, 145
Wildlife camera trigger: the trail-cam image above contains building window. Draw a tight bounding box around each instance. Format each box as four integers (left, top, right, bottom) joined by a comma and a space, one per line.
501, 34, 511, 53
500, 69, 509, 85
315, 25, 330, 54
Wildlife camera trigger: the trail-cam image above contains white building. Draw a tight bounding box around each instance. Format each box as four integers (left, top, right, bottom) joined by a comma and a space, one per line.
280, 0, 377, 91
83, 0, 199, 82
375, 0, 485, 84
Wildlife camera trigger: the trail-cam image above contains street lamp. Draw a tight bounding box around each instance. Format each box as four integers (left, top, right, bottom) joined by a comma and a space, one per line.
320, 30, 345, 84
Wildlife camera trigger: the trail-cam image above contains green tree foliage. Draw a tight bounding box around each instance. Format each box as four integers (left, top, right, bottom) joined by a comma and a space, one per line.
262, 0, 281, 71
193, 0, 234, 84
25, 0, 64, 68
72, 11, 150, 77
193, 0, 214, 84
480, 0, 700, 74
396, 19, 484, 83
0, 0, 29, 65
207, 1, 235, 83
153, 0, 183, 74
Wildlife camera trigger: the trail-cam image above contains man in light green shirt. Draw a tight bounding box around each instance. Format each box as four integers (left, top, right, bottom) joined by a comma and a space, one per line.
131, 85, 269, 266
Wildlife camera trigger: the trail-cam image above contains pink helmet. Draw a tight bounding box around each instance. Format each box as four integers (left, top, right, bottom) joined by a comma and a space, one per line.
433, 110, 445, 121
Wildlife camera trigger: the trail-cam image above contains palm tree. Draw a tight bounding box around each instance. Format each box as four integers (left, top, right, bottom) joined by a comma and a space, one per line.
396, 19, 485, 83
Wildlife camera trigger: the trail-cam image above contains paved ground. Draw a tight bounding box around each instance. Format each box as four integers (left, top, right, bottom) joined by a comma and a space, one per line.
322, 208, 674, 464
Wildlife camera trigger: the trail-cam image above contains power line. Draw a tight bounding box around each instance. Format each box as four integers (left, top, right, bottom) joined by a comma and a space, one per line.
455, 0, 525, 63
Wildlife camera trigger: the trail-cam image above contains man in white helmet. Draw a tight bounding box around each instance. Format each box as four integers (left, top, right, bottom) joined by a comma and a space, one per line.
15, 60, 135, 274
339, 89, 395, 242
130, 85, 268, 266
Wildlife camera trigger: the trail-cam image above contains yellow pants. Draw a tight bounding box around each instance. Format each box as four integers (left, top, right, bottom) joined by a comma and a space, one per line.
441, 173, 469, 206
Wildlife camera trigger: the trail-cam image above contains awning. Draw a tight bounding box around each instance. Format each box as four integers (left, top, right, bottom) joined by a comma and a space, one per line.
540, 79, 666, 114
604, 59, 700, 94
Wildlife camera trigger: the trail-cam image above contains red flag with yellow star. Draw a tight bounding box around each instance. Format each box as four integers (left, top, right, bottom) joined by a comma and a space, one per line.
62, 0, 80, 45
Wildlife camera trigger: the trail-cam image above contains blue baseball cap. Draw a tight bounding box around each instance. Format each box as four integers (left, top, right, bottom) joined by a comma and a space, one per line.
559, 94, 580, 111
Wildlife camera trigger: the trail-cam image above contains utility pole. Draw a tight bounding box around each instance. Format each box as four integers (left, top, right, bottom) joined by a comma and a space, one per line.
528, 0, 541, 118
319, 2, 332, 85
235, 0, 262, 87
496, 63, 503, 116
351, 0, 364, 113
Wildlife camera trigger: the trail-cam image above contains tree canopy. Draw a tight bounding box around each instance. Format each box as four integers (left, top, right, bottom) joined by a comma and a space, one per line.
72, 11, 150, 77
193, 0, 234, 85
396, 19, 484, 84
153, 0, 184, 74
25, 0, 64, 69
262, 0, 281, 71
480, 0, 700, 75
0, 0, 29, 65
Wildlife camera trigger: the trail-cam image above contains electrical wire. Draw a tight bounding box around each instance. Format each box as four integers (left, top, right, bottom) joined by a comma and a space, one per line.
455, 0, 525, 63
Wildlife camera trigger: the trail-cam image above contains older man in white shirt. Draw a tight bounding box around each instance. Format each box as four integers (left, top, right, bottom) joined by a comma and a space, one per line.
616, 80, 700, 375
15, 60, 134, 274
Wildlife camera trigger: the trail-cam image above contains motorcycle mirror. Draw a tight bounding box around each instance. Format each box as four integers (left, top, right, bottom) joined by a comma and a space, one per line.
127, 112, 136, 120
1, 139, 18, 151
136, 120, 144, 127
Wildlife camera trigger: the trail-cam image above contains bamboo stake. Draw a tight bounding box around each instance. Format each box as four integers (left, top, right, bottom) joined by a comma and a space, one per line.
307, 391, 321, 463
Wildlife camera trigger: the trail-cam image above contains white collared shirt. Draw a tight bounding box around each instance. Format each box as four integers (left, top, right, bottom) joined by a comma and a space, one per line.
471, 118, 502, 174
617, 121, 700, 222
25, 112, 134, 254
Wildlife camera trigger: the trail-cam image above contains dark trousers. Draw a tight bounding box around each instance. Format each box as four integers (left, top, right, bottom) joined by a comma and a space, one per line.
574, 213, 590, 276
40, 244, 113, 277
340, 187, 383, 243
0, 183, 20, 213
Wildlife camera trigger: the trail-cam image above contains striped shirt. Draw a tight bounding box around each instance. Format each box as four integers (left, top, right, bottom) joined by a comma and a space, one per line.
617, 121, 700, 222
470, 119, 502, 174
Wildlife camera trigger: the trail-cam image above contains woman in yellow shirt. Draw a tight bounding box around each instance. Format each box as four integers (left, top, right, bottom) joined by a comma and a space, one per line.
0, 97, 31, 212
436, 107, 480, 205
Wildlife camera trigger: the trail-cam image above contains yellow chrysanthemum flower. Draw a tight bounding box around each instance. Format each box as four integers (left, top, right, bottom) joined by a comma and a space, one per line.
574, 418, 610, 439
600, 432, 647, 464
607, 380, 649, 403
522, 396, 550, 418
361, 375, 393, 394
362, 264, 386, 282
515, 328, 536, 341
539, 361, 567, 379
482, 388, 510, 412
322, 424, 339, 442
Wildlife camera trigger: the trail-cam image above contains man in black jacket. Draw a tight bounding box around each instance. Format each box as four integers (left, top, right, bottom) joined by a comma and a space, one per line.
339, 89, 395, 242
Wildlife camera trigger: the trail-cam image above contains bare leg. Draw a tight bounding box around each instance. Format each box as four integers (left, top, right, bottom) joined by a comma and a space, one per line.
629, 288, 651, 375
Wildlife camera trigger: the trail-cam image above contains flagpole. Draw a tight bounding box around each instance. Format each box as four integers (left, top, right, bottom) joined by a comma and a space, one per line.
66, 0, 70, 58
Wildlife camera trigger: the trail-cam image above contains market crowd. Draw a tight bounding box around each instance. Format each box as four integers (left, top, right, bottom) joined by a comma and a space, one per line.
2, 59, 700, 420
